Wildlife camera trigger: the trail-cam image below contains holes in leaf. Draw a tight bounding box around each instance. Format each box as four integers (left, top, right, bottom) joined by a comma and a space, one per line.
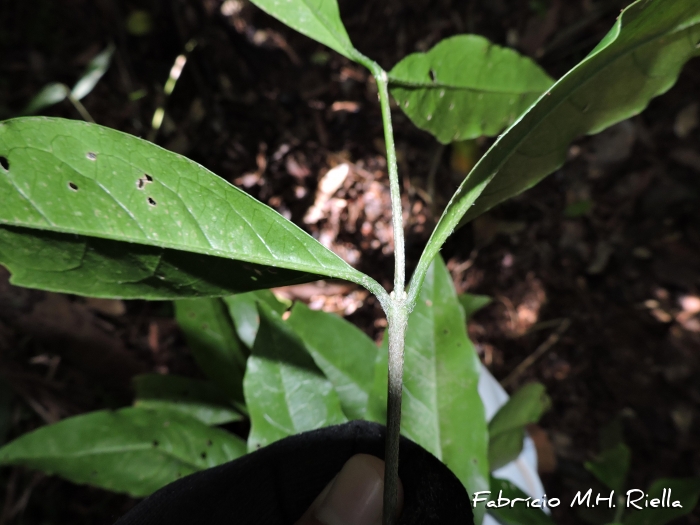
68, 182, 79, 191
153, 440, 160, 447
429, 69, 437, 82
137, 173, 154, 189
86, 152, 97, 161
200, 452, 207, 459
0, 156, 9, 171
147, 197, 157, 206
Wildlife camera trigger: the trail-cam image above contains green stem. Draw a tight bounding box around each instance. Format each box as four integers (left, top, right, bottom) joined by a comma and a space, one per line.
384, 304, 407, 525
352, 53, 408, 525
67, 94, 95, 123
372, 67, 405, 296
370, 63, 408, 525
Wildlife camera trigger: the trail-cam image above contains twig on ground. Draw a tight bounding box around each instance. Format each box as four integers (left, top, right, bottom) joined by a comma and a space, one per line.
501, 318, 571, 388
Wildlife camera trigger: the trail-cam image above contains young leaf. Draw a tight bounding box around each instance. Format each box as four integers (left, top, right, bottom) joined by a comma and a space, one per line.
366, 256, 489, 523
412, 0, 700, 296
623, 478, 700, 525
0, 118, 376, 299
244, 303, 347, 452
488, 477, 556, 525
286, 301, 377, 420
133, 374, 243, 425
248, 0, 359, 62
21, 83, 70, 115
70, 44, 115, 101
223, 290, 290, 348
389, 35, 554, 143
585, 440, 631, 494
175, 298, 247, 406
0, 407, 246, 497
488, 382, 551, 470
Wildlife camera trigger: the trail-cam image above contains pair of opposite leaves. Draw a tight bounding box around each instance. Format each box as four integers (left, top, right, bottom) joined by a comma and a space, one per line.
0, 0, 699, 298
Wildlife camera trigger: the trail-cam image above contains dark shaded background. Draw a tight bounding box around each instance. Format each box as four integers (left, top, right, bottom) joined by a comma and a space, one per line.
0, 0, 699, 523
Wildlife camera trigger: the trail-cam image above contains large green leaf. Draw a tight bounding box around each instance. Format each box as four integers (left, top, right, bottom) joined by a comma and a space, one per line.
223, 290, 290, 349
488, 382, 551, 470
624, 478, 700, 525
488, 477, 555, 525
412, 0, 700, 296
248, 0, 359, 61
286, 302, 377, 420
133, 374, 243, 426
175, 298, 247, 406
585, 442, 631, 494
0, 407, 246, 497
244, 303, 347, 452
0, 118, 375, 299
366, 256, 489, 523
389, 35, 554, 144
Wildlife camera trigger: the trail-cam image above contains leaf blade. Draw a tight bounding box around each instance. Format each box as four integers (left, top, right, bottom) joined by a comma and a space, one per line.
0, 117, 374, 298
413, 0, 700, 294
175, 298, 247, 405
223, 290, 290, 348
0, 407, 246, 497
585, 442, 631, 494
248, 0, 357, 61
488, 477, 556, 525
488, 383, 550, 470
286, 302, 377, 420
70, 44, 115, 101
389, 35, 554, 143
133, 374, 243, 426
623, 478, 700, 525
244, 303, 347, 451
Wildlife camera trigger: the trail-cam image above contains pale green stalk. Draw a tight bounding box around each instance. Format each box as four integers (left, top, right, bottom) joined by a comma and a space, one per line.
353, 51, 410, 525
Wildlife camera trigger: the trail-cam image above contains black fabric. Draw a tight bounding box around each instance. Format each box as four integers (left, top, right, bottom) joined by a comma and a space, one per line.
114, 420, 473, 524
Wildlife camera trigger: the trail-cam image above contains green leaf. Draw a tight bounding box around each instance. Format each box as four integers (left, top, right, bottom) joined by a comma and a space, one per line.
286, 302, 377, 420
458, 292, 493, 320
21, 83, 70, 115
366, 256, 489, 523
244, 303, 347, 452
412, 0, 700, 294
0, 407, 246, 497
489, 383, 551, 470
623, 478, 700, 525
488, 477, 555, 525
175, 298, 247, 406
133, 374, 243, 426
389, 35, 554, 143
0, 117, 375, 298
70, 44, 115, 100
248, 0, 358, 61
585, 442, 631, 494
223, 290, 290, 348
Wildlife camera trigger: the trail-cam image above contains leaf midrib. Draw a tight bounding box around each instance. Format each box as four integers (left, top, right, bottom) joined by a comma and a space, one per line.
388, 77, 549, 96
